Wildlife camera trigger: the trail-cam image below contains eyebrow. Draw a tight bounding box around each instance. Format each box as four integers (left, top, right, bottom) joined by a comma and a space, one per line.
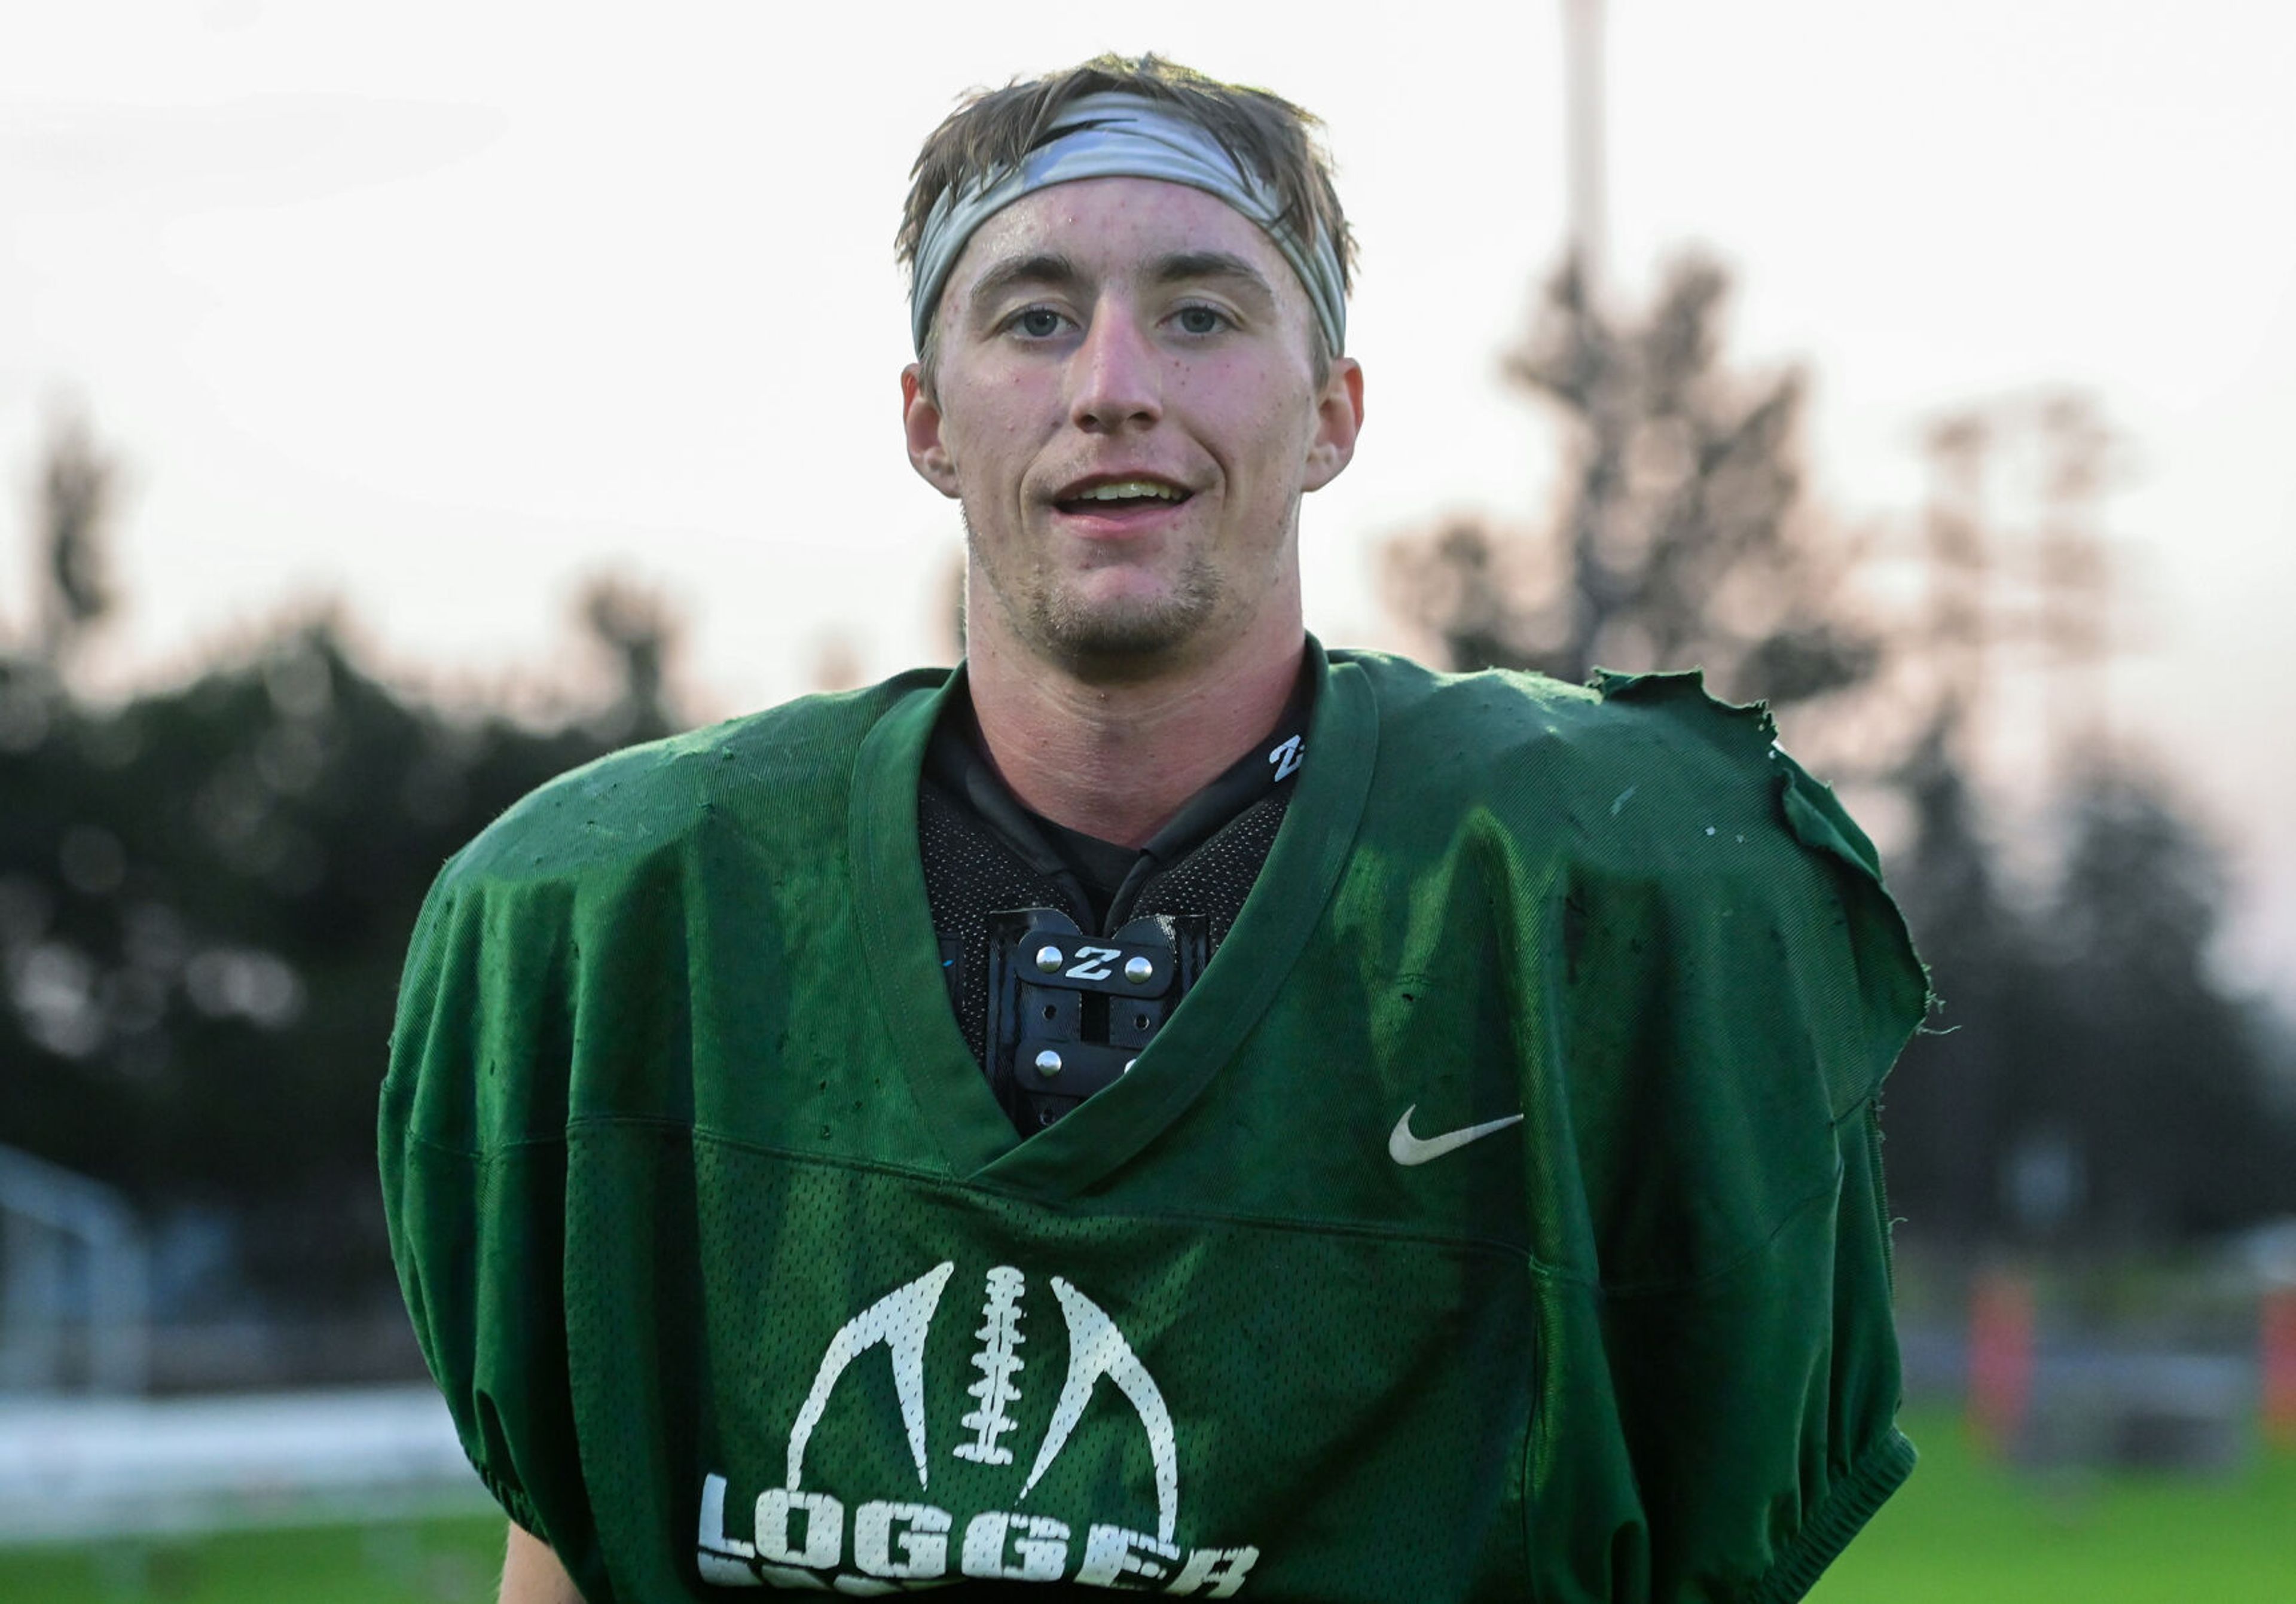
1149, 250, 1278, 305
965, 252, 1083, 323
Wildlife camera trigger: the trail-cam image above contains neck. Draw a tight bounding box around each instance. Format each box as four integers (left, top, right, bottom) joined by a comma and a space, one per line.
964, 605, 1305, 852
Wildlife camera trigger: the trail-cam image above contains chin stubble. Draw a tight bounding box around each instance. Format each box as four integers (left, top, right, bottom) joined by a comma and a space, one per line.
963, 505, 1226, 668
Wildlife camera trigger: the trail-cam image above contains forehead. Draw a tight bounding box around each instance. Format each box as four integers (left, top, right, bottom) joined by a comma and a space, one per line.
946, 176, 1302, 305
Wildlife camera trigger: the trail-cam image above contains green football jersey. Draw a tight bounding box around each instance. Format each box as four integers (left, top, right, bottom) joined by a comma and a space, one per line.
381, 643, 1927, 1604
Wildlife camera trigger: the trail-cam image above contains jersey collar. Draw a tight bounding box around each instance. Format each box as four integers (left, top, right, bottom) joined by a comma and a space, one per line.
922, 659, 1317, 933
848, 636, 1379, 1195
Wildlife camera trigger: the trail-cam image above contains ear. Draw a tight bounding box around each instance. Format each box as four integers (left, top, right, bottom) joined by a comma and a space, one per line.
1300, 356, 1364, 493
902, 363, 961, 499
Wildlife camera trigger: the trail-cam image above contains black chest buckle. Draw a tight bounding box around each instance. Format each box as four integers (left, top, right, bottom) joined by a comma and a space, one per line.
984, 908, 1208, 1128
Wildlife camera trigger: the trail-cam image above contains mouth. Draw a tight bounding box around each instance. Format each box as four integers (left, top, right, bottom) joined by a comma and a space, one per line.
1049, 475, 1196, 524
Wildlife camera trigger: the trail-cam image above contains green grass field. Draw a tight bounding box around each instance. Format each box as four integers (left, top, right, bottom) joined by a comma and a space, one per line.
1812, 1413, 2296, 1603
0, 1511, 508, 1604
4, 1412, 2289, 1602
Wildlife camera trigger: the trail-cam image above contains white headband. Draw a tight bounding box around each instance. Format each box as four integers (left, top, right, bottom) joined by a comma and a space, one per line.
909, 91, 1347, 359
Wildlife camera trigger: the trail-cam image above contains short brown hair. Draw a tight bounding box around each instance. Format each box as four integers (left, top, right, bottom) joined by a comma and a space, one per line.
899, 54, 1356, 389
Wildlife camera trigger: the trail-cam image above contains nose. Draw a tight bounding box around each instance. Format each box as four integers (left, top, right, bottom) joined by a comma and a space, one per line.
1068, 301, 1162, 434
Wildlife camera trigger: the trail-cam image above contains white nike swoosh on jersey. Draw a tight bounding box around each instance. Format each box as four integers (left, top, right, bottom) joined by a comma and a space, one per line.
1387, 1105, 1526, 1166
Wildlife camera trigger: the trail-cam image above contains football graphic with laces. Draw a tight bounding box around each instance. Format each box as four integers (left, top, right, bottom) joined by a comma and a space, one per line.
696, 1262, 1260, 1596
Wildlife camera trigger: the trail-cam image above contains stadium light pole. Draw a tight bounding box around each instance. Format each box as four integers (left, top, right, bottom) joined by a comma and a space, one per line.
1562, 0, 1609, 301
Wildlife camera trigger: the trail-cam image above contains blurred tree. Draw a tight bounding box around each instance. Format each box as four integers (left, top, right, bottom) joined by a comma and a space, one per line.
1874, 724, 2046, 1244
2038, 766, 2292, 1239
32, 410, 120, 664
2, 439, 695, 1313
1384, 255, 1879, 711
578, 573, 681, 746
1874, 396, 2291, 1247
1888, 756, 2295, 1248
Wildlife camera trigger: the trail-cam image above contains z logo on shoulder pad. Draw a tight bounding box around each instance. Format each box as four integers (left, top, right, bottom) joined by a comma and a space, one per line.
1265, 735, 1302, 783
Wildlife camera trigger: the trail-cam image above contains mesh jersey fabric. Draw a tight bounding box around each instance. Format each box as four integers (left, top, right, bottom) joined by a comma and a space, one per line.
380, 643, 1929, 1604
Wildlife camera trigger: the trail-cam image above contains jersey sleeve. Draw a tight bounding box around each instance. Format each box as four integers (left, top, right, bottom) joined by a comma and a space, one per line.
378, 857, 607, 1591
1529, 672, 1929, 1602
1558, 1094, 1916, 1603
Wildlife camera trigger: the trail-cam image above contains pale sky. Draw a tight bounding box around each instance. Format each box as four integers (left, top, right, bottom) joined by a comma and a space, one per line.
4, 2, 2292, 996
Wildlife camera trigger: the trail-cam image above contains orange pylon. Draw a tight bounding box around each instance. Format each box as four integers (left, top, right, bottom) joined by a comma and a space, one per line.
2264, 1288, 2296, 1452
1967, 1268, 2035, 1459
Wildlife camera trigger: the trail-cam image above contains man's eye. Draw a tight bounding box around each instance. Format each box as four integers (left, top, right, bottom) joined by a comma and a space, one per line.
1015, 308, 1064, 338
1174, 305, 1229, 335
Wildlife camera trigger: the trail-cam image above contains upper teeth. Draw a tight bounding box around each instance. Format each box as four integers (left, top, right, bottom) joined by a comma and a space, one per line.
1077, 480, 1181, 501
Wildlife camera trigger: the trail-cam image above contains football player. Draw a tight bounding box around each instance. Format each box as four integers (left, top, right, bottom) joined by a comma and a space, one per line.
383, 54, 1927, 1604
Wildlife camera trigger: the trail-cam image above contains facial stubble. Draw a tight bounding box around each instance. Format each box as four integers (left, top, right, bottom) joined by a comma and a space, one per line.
961, 504, 1229, 674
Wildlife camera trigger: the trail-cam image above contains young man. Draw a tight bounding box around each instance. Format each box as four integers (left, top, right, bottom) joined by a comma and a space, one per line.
383, 56, 1926, 1604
